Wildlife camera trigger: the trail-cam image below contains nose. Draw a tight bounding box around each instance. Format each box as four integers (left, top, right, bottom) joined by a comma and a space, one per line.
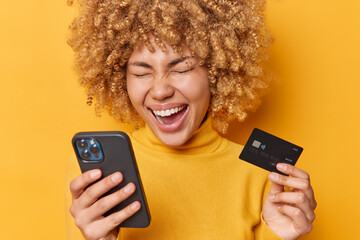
149, 75, 175, 101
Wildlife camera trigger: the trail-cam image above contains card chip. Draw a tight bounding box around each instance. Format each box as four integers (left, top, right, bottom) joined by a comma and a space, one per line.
252, 140, 261, 148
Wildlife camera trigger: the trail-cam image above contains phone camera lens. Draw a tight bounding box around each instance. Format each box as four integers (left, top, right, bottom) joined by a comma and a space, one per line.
89, 144, 100, 154
80, 150, 91, 160
77, 140, 87, 150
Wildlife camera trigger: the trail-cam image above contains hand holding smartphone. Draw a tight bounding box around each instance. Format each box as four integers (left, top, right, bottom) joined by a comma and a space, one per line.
72, 131, 151, 228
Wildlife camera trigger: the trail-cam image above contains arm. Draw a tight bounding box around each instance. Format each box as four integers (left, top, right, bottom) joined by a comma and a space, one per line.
253, 180, 284, 240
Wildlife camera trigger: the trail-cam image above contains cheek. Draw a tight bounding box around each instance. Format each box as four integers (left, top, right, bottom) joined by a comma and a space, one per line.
126, 78, 145, 109
188, 86, 209, 105
184, 73, 210, 106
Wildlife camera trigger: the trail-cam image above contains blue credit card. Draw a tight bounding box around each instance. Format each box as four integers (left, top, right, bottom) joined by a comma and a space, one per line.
239, 128, 303, 175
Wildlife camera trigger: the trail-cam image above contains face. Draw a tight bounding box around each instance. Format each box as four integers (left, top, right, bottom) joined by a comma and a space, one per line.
126, 40, 211, 147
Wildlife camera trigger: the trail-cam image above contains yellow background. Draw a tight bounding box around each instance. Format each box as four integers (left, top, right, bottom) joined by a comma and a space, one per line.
1, 0, 359, 239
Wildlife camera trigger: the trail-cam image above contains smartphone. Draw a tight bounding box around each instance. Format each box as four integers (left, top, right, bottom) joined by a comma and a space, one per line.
72, 131, 151, 228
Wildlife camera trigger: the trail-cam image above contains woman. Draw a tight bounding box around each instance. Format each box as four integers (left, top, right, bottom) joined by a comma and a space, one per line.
66, 0, 316, 239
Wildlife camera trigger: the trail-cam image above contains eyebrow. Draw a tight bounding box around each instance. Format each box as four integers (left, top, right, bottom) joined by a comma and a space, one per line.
167, 56, 191, 68
128, 56, 192, 70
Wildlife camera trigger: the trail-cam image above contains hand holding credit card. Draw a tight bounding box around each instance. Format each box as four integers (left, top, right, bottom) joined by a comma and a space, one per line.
239, 128, 303, 175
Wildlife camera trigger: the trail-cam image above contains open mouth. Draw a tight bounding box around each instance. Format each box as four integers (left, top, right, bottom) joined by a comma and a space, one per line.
150, 105, 188, 125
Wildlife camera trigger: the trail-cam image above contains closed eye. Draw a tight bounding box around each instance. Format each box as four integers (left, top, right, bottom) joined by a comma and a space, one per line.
172, 68, 194, 74
133, 73, 151, 77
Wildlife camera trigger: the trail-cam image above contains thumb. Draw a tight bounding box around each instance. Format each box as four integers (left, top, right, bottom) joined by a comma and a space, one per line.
263, 178, 285, 221
267, 178, 284, 196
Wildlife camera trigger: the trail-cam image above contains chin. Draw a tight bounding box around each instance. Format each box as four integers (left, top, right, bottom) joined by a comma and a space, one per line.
154, 129, 191, 147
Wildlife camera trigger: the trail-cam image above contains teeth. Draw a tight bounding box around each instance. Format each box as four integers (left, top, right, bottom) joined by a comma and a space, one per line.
155, 115, 164, 124
152, 106, 185, 117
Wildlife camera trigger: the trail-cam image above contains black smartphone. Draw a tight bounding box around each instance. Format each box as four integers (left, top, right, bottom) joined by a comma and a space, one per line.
72, 131, 151, 228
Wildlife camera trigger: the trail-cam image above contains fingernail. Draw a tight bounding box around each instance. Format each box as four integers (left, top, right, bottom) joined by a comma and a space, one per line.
269, 173, 279, 181
268, 194, 275, 200
124, 183, 134, 193
90, 170, 100, 179
131, 202, 140, 210
277, 163, 287, 171
111, 172, 121, 183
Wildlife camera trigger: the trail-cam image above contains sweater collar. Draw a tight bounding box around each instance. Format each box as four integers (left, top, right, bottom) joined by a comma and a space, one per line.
130, 117, 222, 155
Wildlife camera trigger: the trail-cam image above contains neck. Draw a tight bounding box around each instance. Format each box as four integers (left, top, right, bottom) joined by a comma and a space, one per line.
130, 117, 223, 155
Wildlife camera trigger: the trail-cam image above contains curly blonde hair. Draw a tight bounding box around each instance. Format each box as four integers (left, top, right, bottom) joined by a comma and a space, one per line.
67, 0, 272, 133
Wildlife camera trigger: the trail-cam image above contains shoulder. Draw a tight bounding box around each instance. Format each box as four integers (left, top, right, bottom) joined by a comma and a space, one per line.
220, 136, 244, 151
219, 136, 270, 181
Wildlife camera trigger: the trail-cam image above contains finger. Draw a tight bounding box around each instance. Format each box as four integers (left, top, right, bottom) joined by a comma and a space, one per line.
89, 182, 137, 219
269, 192, 316, 222
277, 205, 313, 235
268, 172, 315, 204
276, 163, 310, 180
267, 180, 284, 196
70, 169, 102, 199
99, 201, 141, 233
79, 172, 123, 207
276, 164, 317, 209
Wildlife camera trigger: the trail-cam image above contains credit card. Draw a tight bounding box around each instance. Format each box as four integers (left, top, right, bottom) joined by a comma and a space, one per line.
239, 128, 303, 175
